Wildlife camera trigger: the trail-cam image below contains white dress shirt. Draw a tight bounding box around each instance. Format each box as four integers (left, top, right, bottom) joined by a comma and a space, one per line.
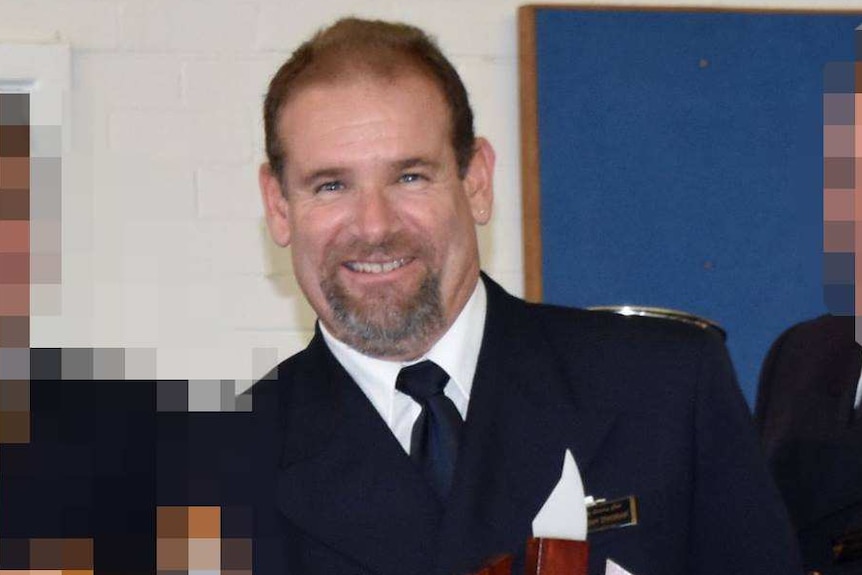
320, 280, 487, 455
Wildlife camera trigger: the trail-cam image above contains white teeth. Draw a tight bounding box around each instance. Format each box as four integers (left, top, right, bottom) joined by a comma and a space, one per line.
348, 259, 408, 274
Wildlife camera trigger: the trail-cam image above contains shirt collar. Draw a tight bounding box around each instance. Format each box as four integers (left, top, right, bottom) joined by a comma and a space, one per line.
319, 279, 487, 421
425, 280, 486, 406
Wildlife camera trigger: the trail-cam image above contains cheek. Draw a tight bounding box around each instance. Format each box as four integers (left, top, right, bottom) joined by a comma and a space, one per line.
290, 205, 344, 251
425, 208, 480, 268
409, 207, 463, 251
288, 218, 335, 282
290, 247, 321, 297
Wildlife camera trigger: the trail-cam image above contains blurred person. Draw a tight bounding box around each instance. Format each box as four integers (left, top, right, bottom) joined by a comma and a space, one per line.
753, 55, 862, 575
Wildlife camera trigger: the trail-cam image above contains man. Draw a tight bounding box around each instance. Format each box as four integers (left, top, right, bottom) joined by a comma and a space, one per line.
756, 316, 862, 575
246, 17, 802, 575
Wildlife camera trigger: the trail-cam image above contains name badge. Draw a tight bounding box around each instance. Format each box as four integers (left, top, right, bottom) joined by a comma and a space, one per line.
833, 527, 862, 564
587, 496, 638, 533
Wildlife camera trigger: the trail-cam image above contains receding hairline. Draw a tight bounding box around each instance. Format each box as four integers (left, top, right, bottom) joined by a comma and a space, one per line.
271, 64, 460, 181
263, 17, 476, 182
278, 49, 441, 110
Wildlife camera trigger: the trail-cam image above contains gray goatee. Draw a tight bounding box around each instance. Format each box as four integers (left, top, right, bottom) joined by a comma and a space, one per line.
322, 272, 444, 358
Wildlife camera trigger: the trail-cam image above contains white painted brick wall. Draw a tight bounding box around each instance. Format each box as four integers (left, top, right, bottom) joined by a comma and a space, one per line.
117, 0, 261, 52
3, 0, 858, 380
108, 109, 255, 162
195, 163, 264, 220
0, 0, 120, 48
181, 56, 282, 111
76, 54, 184, 109
255, 0, 400, 50
95, 160, 197, 222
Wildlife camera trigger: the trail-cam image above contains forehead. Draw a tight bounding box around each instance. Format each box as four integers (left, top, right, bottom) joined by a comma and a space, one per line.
277, 73, 453, 166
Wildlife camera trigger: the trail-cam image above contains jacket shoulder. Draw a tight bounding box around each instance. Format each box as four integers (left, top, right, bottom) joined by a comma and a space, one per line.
524, 297, 725, 353
770, 313, 853, 348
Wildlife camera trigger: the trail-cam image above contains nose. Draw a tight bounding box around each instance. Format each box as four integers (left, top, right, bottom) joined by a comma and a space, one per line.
351, 187, 399, 243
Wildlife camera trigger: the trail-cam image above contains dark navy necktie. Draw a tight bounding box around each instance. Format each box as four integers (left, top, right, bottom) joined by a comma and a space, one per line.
396, 360, 463, 500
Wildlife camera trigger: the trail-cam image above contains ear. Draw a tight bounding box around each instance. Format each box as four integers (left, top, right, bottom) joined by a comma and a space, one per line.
259, 163, 292, 247
463, 137, 495, 225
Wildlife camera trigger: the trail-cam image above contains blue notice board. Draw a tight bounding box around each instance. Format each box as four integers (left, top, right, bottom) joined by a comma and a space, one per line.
518, 7, 862, 405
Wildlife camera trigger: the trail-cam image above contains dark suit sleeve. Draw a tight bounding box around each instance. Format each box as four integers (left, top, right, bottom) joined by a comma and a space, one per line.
0, 380, 158, 574
688, 335, 803, 575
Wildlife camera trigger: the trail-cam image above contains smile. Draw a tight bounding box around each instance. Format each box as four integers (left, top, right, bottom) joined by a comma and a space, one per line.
345, 258, 411, 274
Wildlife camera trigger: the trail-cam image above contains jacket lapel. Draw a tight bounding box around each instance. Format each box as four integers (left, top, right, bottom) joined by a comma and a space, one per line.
276, 331, 443, 575
436, 277, 619, 574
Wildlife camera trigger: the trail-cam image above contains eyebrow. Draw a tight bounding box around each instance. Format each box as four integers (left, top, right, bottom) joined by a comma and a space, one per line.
394, 157, 440, 171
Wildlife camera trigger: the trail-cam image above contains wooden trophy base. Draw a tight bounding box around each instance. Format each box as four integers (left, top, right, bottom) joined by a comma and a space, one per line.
525, 538, 589, 574
470, 538, 589, 575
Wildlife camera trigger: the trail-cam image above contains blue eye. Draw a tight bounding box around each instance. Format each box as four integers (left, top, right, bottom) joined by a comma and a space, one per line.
399, 173, 425, 184
316, 181, 344, 193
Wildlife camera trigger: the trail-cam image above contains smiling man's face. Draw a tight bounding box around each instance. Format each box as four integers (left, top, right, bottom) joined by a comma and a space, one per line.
259, 72, 494, 360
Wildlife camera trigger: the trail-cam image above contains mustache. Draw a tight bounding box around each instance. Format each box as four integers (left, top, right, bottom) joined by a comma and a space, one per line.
328, 233, 425, 261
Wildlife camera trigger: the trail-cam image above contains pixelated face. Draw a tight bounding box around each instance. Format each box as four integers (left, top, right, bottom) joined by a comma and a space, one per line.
0, 93, 32, 445
259, 73, 494, 360
0, 94, 30, 345
823, 66, 862, 340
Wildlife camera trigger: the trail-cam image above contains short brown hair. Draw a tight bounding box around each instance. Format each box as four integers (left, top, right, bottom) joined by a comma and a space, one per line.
263, 18, 475, 182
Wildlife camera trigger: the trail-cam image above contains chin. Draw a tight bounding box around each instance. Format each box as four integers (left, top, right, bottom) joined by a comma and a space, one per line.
323, 272, 445, 358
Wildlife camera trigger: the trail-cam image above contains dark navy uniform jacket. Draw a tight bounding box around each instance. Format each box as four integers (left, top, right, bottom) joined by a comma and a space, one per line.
2, 275, 802, 575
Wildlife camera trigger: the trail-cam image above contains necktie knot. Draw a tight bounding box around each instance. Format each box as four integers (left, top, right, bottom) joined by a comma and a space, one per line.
396, 360, 450, 403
